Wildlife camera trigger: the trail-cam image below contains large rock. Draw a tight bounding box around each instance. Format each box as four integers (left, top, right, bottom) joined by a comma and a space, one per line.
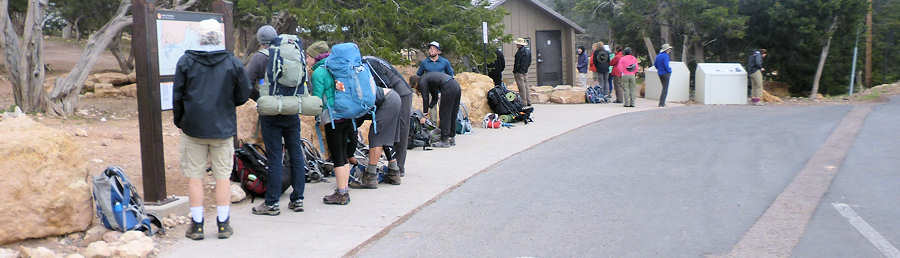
92, 72, 130, 86
455, 72, 494, 123
93, 83, 121, 98
762, 90, 783, 103
119, 84, 137, 98
550, 89, 586, 104
230, 182, 245, 203
530, 92, 551, 104
127, 72, 137, 84
532, 86, 554, 93
235, 100, 262, 145
110, 231, 154, 258
0, 116, 92, 244
83, 241, 111, 258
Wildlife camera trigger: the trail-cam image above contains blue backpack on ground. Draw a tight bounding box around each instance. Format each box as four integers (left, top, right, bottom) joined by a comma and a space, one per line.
92, 166, 163, 235
325, 43, 377, 127
456, 103, 472, 135
585, 86, 608, 104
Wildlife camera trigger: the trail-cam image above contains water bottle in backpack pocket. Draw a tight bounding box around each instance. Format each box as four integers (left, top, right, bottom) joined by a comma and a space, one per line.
92, 166, 163, 235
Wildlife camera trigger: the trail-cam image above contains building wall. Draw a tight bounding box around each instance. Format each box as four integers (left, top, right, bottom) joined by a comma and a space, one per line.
499, 0, 576, 87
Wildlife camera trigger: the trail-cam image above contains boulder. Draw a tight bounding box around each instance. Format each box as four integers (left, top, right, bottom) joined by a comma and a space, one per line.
17, 246, 57, 258
100, 231, 121, 243
553, 85, 573, 91
110, 231, 154, 258
230, 182, 245, 203
82, 241, 111, 258
455, 72, 494, 122
127, 72, 137, 84
82, 225, 107, 243
762, 90, 783, 103
235, 100, 261, 145
529, 92, 551, 104
119, 84, 137, 98
0, 116, 92, 245
550, 89, 586, 104
764, 81, 791, 98
532, 86, 554, 93
92, 73, 130, 86
93, 83, 121, 98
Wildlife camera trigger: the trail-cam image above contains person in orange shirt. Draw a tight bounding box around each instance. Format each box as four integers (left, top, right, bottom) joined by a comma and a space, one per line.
609, 46, 624, 103
613, 47, 640, 107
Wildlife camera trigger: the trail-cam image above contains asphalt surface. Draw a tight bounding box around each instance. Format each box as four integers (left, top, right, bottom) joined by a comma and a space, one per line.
357, 100, 900, 257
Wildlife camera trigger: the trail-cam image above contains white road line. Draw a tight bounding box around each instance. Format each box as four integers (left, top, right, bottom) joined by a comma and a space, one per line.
832, 203, 900, 258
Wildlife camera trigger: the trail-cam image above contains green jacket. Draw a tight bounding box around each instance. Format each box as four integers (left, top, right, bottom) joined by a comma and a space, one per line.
310, 58, 335, 108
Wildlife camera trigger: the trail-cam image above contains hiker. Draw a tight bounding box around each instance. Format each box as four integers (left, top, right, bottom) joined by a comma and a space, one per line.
614, 47, 640, 107
416, 41, 454, 77
364, 56, 413, 178
576, 46, 589, 88
606, 45, 615, 94
592, 41, 610, 96
410, 72, 461, 148
309, 41, 352, 204
655, 43, 673, 107
244, 26, 309, 216
609, 46, 624, 103
173, 19, 251, 240
513, 37, 532, 106
487, 42, 505, 86
349, 86, 403, 189
747, 48, 767, 106
589, 43, 598, 86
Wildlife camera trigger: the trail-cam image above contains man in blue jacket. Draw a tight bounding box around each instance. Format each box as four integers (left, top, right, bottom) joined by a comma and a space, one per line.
654, 44, 673, 107
576, 46, 589, 87
416, 41, 454, 77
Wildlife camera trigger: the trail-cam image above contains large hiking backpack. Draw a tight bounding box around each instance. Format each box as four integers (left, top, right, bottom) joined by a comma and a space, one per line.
456, 103, 472, 135
92, 166, 163, 235
487, 85, 521, 115
325, 43, 377, 122
265, 35, 306, 89
585, 86, 608, 104
232, 144, 292, 200
408, 110, 430, 150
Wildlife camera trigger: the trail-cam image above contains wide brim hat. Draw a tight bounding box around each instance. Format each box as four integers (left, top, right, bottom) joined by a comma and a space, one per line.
514, 38, 528, 46
660, 43, 673, 53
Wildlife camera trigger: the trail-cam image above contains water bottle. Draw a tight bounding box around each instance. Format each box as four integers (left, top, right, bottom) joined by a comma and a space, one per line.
114, 202, 122, 213
248, 174, 258, 182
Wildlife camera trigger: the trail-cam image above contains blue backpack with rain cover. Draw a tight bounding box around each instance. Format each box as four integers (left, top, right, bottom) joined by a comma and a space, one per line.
325, 43, 377, 126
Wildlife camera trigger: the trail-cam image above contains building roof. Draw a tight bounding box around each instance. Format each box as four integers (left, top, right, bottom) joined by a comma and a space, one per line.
474, 0, 586, 34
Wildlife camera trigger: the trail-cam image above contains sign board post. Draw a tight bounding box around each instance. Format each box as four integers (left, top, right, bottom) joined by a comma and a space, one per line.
482, 22, 488, 75
132, 0, 233, 204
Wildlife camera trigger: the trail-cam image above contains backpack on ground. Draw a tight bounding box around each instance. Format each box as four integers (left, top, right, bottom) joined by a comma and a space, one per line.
325, 43, 377, 125
408, 110, 432, 150
456, 103, 472, 135
483, 113, 502, 129
301, 137, 332, 182
232, 143, 292, 201
585, 86, 608, 104
487, 85, 523, 116
92, 166, 163, 235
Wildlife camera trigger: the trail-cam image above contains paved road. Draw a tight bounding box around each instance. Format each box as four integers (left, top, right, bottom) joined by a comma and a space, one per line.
358, 98, 899, 257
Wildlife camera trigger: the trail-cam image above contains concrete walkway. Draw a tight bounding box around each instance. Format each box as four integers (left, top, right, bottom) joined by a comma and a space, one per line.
163, 98, 677, 258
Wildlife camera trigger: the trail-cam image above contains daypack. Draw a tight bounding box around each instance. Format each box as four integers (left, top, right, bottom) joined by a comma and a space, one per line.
585, 86, 608, 104
301, 137, 332, 182
92, 166, 163, 235
487, 85, 522, 115
265, 35, 306, 90
408, 110, 440, 150
456, 103, 472, 135
482, 113, 502, 129
325, 43, 377, 124
233, 143, 292, 201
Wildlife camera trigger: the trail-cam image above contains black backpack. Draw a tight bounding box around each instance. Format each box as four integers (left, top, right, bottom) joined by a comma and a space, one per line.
231, 143, 292, 201
408, 110, 433, 150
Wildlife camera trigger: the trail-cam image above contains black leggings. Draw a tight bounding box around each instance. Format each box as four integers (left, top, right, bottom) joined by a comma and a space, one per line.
438, 80, 461, 140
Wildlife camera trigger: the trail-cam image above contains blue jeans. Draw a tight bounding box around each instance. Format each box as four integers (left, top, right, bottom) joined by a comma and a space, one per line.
260, 115, 306, 206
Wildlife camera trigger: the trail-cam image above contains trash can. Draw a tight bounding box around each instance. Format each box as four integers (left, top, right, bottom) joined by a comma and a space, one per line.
695, 63, 748, 104
646, 61, 690, 102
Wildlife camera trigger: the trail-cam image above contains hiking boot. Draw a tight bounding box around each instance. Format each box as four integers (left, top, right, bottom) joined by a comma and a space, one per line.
216, 218, 233, 239
185, 219, 204, 240
251, 203, 280, 216
288, 200, 304, 212
323, 190, 350, 205
432, 140, 452, 148
384, 168, 402, 185
349, 173, 378, 189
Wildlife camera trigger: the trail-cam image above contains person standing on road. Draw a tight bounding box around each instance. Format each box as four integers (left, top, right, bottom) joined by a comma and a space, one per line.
614, 47, 640, 107
363, 55, 411, 182
576, 46, 589, 88
747, 48, 767, 106
410, 72, 461, 148
174, 19, 252, 240
609, 46, 624, 102
416, 41, 454, 77
487, 42, 505, 86
246, 26, 309, 216
513, 38, 532, 106
592, 41, 610, 96
655, 44, 673, 107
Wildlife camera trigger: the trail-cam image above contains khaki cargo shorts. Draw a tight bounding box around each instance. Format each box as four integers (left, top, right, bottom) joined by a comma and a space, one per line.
180, 135, 234, 179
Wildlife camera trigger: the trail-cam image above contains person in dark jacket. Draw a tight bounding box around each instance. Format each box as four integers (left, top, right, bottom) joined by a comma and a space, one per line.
592, 41, 610, 96
747, 48, 767, 105
576, 46, 589, 87
361, 56, 411, 183
655, 44, 673, 107
409, 72, 461, 148
416, 41, 454, 77
513, 37, 532, 106
245, 26, 310, 216
487, 43, 505, 86
174, 19, 251, 240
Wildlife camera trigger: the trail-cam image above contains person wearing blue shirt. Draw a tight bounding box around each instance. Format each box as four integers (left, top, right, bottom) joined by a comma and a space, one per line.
654, 44, 673, 107
416, 41, 455, 77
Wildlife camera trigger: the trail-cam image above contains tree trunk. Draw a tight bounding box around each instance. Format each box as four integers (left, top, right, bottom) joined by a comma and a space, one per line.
0, 0, 48, 113
681, 34, 689, 63
0, 0, 24, 107
73, 16, 82, 40
658, 1, 671, 44
811, 16, 839, 99
109, 30, 133, 74
693, 40, 705, 64
643, 35, 655, 66
61, 22, 72, 39
864, 0, 872, 88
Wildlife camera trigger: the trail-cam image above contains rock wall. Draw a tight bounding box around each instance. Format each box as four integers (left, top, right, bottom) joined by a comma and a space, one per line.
0, 116, 93, 244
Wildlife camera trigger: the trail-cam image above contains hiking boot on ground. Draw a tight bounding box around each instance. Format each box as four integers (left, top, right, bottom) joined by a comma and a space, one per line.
350, 166, 378, 189
217, 218, 233, 239
323, 190, 350, 205
185, 219, 204, 240
288, 200, 304, 212
251, 203, 280, 216
384, 167, 402, 185
432, 139, 452, 148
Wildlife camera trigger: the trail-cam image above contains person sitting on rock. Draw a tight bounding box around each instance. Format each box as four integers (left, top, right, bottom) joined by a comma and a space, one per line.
409, 72, 461, 148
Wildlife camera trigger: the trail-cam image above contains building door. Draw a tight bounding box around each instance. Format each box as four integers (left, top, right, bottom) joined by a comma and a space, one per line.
536, 30, 562, 86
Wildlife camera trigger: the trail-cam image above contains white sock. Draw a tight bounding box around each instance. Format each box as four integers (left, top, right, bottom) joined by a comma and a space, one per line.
190, 206, 203, 223
217, 206, 230, 222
